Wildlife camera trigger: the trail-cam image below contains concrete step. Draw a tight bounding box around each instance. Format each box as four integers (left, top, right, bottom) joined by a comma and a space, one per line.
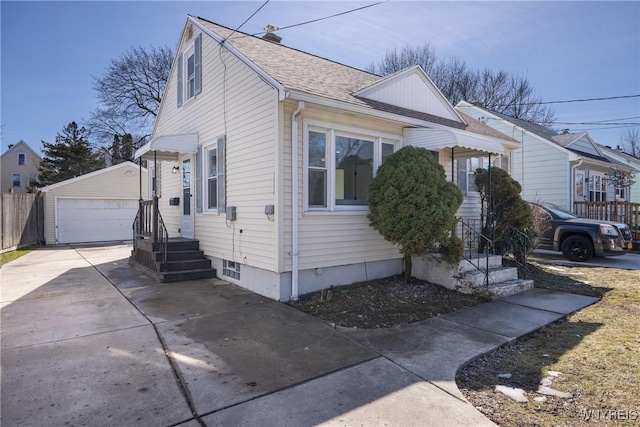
156, 250, 206, 262
160, 259, 212, 272
486, 279, 535, 298
463, 266, 519, 287
160, 268, 217, 283
459, 254, 503, 273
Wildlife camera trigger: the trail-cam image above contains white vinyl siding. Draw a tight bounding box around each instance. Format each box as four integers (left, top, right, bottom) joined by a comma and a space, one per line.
153, 31, 279, 272
460, 106, 571, 209
283, 101, 404, 271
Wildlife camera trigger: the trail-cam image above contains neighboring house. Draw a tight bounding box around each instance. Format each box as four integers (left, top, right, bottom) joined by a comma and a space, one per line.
597, 144, 640, 203
457, 101, 635, 210
132, 16, 520, 301
40, 162, 147, 245
1, 140, 42, 193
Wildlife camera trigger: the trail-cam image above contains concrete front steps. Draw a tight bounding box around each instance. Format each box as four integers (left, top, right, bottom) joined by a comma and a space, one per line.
130, 238, 217, 283
413, 253, 534, 298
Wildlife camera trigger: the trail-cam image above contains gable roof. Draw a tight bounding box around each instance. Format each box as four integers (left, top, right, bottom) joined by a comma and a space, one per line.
192, 16, 380, 106
40, 161, 145, 192
191, 17, 476, 132
2, 140, 42, 160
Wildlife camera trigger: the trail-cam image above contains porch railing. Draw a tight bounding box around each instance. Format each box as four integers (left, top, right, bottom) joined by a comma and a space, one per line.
454, 218, 493, 287
132, 197, 169, 265
574, 201, 640, 240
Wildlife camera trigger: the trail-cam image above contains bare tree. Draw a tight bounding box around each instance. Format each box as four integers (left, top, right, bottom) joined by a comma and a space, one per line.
620, 127, 640, 157
89, 45, 173, 163
369, 43, 556, 126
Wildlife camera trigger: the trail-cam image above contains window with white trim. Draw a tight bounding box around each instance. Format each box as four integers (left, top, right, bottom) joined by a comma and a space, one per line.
305, 122, 399, 211
202, 138, 225, 213
457, 155, 508, 195
12, 174, 21, 187
17, 153, 26, 165
588, 172, 607, 201
177, 33, 202, 107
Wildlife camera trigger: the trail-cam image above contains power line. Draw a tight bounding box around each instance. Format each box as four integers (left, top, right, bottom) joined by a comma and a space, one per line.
250, 1, 389, 36
492, 94, 640, 107
225, 0, 270, 42
552, 122, 640, 126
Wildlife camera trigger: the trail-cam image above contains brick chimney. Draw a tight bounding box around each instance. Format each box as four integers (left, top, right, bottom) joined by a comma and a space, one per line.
262, 25, 281, 44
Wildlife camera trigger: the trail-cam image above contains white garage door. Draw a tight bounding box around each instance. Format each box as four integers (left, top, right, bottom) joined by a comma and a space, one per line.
56, 198, 139, 244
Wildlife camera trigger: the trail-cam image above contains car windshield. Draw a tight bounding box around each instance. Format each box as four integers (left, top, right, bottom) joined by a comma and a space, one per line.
543, 203, 577, 219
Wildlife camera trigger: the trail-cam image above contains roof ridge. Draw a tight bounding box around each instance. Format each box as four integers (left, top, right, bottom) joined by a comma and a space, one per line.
193, 16, 381, 80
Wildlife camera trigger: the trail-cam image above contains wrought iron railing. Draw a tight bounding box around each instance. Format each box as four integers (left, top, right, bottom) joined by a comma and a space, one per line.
132, 197, 169, 265
500, 225, 531, 279
454, 218, 493, 287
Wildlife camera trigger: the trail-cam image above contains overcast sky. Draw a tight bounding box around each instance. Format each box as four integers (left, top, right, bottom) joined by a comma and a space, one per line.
2, 1, 639, 156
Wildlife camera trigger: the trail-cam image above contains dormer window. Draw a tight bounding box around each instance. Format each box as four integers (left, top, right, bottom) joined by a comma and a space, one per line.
177, 33, 202, 107
18, 153, 25, 165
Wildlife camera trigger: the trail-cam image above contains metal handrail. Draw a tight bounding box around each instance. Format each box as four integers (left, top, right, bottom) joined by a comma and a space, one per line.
501, 225, 531, 279
455, 218, 493, 287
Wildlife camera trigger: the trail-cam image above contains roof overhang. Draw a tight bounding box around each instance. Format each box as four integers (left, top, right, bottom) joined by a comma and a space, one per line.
404, 128, 505, 155
134, 133, 198, 161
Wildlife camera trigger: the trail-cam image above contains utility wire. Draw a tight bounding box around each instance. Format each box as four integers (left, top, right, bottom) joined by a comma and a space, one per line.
224, 0, 270, 42
491, 94, 640, 107
250, 0, 389, 36
552, 122, 640, 126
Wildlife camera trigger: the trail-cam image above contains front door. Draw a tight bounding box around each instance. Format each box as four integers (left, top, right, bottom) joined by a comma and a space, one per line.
181, 157, 194, 239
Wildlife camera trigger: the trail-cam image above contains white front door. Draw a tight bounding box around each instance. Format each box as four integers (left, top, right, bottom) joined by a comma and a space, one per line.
181, 157, 194, 238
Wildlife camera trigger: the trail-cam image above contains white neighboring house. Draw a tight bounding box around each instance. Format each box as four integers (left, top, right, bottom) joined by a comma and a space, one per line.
457, 101, 634, 210
132, 15, 520, 301
597, 144, 640, 203
40, 162, 148, 244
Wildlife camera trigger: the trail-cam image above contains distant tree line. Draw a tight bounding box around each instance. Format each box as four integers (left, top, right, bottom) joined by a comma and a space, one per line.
34, 40, 639, 188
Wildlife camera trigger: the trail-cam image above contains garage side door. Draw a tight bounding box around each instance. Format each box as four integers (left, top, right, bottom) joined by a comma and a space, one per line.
56, 198, 139, 244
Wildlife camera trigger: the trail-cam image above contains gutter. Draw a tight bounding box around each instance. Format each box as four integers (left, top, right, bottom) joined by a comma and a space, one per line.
291, 101, 305, 300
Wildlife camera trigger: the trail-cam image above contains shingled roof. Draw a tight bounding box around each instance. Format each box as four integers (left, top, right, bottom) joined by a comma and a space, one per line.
193, 16, 520, 144
194, 17, 381, 107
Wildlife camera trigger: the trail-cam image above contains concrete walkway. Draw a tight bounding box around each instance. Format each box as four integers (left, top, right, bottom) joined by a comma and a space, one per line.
1, 244, 599, 426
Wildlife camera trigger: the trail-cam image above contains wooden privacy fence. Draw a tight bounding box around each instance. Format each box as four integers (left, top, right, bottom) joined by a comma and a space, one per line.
1, 192, 44, 251
574, 201, 640, 240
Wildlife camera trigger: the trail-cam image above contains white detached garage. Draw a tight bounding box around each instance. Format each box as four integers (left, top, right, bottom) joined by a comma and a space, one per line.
41, 162, 148, 244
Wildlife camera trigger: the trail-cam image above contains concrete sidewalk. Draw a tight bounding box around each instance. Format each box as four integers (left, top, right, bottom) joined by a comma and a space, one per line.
1, 244, 599, 426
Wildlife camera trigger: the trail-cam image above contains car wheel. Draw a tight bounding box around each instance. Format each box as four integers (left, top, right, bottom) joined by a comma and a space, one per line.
561, 235, 594, 262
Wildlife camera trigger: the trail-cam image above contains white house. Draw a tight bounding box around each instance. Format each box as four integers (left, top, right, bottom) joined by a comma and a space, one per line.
457, 101, 634, 210
131, 16, 520, 301
597, 144, 640, 203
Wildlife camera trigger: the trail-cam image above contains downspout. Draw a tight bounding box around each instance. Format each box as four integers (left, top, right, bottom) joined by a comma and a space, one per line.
570, 159, 584, 210
291, 101, 305, 300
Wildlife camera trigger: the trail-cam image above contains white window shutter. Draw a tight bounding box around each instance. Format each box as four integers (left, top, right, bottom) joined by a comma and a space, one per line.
194, 33, 202, 96
217, 137, 226, 213
177, 55, 183, 107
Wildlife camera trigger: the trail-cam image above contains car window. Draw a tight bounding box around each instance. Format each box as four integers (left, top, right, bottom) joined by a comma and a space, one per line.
544, 204, 577, 219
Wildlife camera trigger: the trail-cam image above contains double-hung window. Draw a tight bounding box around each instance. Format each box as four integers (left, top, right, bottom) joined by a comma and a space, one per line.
18, 153, 25, 165
305, 121, 399, 212
202, 138, 225, 213
177, 33, 202, 107
456, 155, 507, 195
12, 174, 21, 187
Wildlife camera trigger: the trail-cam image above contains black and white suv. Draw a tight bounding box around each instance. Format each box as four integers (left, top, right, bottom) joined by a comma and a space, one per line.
531, 203, 633, 262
